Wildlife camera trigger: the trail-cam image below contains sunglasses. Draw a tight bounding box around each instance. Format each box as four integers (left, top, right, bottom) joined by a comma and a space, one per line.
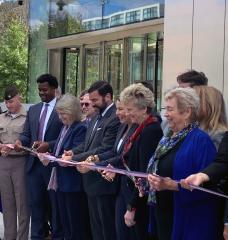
81, 102, 89, 107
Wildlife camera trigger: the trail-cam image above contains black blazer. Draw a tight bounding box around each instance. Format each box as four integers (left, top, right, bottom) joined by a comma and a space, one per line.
202, 131, 228, 182
20, 101, 63, 172
97, 123, 138, 165
72, 104, 120, 196
121, 120, 163, 208
201, 131, 228, 224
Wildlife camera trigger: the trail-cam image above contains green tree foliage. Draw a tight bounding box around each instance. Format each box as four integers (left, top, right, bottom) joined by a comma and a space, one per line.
49, 11, 85, 38
0, 18, 28, 101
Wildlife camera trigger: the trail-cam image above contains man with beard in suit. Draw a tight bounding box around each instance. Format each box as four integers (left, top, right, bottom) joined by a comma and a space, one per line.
63, 81, 120, 240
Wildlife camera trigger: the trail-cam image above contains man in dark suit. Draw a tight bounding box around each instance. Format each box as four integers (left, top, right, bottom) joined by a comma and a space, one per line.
63, 81, 120, 240
15, 74, 63, 240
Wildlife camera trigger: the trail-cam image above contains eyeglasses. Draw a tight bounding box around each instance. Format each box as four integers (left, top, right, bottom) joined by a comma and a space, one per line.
81, 102, 89, 107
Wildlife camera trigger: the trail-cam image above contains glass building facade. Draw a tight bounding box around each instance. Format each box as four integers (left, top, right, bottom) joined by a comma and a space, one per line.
28, 0, 49, 102
48, 0, 164, 37
28, 0, 165, 108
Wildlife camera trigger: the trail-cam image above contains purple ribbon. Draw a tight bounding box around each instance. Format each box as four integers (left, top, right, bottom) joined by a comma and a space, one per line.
8, 145, 228, 200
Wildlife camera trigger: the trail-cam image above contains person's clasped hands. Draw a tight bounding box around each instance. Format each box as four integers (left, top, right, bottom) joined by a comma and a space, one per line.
0, 143, 13, 157
76, 156, 97, 174
101, 164, 115, 182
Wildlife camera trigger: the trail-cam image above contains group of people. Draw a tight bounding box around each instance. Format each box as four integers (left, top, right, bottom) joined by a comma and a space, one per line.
0, 70, 227, 240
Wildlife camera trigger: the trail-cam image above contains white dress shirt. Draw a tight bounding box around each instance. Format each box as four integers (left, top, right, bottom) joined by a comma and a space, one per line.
39, 98, 57, 141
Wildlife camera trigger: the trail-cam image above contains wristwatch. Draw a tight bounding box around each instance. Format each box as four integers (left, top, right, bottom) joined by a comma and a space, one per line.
127, 204, 136, 212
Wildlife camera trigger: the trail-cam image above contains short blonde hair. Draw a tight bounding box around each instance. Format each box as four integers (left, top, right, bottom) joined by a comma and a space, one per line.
194, 85, 228, 133
120, 83, 155, 111
56, 93, 82, 122
165, 87, 200, 122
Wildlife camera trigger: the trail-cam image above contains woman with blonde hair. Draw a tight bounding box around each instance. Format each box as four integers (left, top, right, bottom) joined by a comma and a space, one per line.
102, 83, 163, 240
194, 85, 228, 148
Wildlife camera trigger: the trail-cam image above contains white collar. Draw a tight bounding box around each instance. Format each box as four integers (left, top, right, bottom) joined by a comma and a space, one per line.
43, 98, 57, 108
101, 103, 114, 117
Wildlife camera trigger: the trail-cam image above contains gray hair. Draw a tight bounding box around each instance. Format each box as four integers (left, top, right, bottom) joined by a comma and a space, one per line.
120, 83, 155, 111
165, 87, 200, 121
56, 93, 82, 122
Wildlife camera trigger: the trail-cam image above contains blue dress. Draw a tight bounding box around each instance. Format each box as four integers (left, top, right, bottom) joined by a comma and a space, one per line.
155, 128, 222, 240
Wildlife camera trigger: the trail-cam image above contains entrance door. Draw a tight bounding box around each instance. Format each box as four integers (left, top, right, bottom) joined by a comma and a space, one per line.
84, 45, 101, 89
63, 47, 80, 96
147, 32, 163, 109
104, 41, 123, 97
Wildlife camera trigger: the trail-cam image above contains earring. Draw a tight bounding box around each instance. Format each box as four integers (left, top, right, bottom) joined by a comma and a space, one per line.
184, 121, 188, 127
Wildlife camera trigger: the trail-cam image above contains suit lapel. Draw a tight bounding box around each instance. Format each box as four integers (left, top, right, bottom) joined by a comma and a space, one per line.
117, 124, 137, 153
86, 115, 100, 147
45, 109, 57, 137
86, 104, 116, 148
34, 103, 43, 138
114, 124, 127, 150
57, 124, 73, 155
53, 127, 62, 154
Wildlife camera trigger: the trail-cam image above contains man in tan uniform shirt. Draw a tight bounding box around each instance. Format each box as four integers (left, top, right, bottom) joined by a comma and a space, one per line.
0, 86, 29, 240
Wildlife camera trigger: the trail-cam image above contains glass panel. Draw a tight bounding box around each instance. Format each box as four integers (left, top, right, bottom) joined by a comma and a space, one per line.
64, 48, 80, 96
28, 0, 49, 103
156, 39, 163, 110
125, 10, 141, 24
128, 37, 145, 84
49, 0, 102, 37
104, 43, 123, 97
147, 32, 157, 82
84, 47, 101, 89
147, 32, 163, 110
48, 0, 165, 38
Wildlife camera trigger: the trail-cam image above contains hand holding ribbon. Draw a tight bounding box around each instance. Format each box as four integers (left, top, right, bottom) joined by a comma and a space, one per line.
180, 172, 210, 190
101, 164, 115, 182
37, 152, 51, 166
6, 146, 228, 200
148, 173, 178, 191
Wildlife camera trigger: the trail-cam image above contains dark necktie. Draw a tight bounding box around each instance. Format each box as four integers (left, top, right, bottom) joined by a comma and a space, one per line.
38, 103, 49, 141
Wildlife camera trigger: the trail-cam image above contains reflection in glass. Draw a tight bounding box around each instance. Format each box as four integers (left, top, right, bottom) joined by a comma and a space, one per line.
27, 0, 49, 102
84, 47, 101, 89
64, 48, 80, 96
143, 6, 159, 20
48, 0, 165, 38
110, 13, 125, 27
128, 37, 144, 84
125, 10, 141, 24
127, 32, 163, 108
49, 0, 86, 38
147, 32, 163, 109
104, 43, 123, 97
